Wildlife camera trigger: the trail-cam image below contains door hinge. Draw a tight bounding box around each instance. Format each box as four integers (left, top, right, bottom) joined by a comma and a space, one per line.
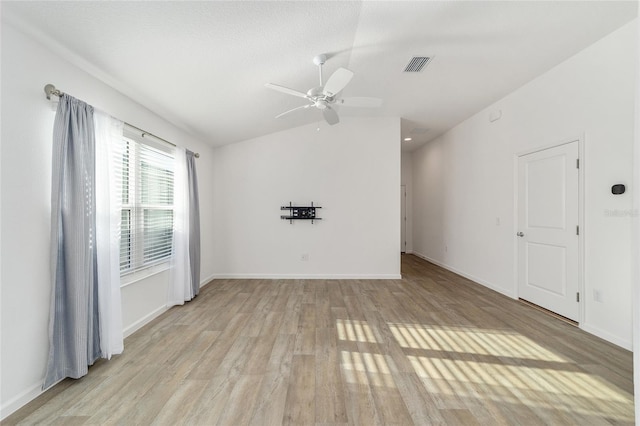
576, 158, 579, 169
576, 292, 580, 302
576, 225, 579, 235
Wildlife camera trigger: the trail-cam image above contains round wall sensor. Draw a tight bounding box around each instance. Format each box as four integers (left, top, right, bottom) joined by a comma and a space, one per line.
611, 184, 626, 195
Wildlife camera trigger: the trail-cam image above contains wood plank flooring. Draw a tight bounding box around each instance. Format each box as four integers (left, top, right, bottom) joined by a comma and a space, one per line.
3, 255, 634, 425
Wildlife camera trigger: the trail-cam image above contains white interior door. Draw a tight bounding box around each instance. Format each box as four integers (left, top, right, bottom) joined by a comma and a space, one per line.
401, 185, 406, 253
517, 141, 580, 321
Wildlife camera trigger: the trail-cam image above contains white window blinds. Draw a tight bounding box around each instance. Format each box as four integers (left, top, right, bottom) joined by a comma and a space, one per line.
119, 134, 175, 275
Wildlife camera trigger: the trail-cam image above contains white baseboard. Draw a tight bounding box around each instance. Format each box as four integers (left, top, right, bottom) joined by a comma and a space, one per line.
0, 382, 42, 421
123, 304, 169, 338
412, 251, 516, 299
581, 323, 632, 351
209, 273, 402, 280
200, 273, 216, 287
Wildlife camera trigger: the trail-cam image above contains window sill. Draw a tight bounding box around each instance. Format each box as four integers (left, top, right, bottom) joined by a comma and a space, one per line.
121, 262, 171, 288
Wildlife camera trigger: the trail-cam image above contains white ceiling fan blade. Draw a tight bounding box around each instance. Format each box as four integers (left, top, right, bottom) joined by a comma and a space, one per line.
275, 104, 312, 119
322, 68, 354, 97
265, 83, 309, 99
322, 106, 340, 125
337, 97, 383, 108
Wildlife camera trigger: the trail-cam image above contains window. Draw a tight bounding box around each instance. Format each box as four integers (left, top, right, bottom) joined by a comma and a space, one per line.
119, 133, 174, 276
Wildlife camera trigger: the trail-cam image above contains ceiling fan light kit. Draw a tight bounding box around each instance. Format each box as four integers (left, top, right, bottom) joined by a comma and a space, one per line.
265, 54, 382, 126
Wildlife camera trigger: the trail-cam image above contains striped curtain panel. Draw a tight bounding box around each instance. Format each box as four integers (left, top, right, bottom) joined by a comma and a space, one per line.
44, 96, 124, 390
44, 95, 101, 389
168, 148, 201, 306
186, 150, 201, 297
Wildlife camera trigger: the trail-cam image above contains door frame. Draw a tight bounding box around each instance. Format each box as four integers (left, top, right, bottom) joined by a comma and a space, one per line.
513, 134, 585, 326
401, 185, 407, 253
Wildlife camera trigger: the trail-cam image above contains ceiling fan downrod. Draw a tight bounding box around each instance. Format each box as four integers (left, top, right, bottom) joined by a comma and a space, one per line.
313, 54, 327, 87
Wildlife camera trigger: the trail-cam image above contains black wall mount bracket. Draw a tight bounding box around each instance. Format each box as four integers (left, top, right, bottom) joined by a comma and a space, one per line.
281, 202, 322, 224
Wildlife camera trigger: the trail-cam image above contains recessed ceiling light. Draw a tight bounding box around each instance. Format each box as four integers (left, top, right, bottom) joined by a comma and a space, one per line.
403, 137, 412, 142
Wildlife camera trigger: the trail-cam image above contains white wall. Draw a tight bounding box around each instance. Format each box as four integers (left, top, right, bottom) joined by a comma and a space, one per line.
401, 151, 413, 253
0, 23, 216, 418
211, 117, 401, 278
633, 11, 640, 422
412, 20, 637, 349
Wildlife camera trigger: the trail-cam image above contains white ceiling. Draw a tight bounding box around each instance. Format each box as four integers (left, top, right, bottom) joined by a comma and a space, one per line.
3, 1, 637, 151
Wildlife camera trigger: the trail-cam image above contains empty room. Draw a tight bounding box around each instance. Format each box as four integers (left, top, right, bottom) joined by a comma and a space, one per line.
1, 1, 639, 424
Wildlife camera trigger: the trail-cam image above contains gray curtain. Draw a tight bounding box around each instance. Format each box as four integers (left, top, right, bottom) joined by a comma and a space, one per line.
44, 94, 101, 389
186, 150, 201, 297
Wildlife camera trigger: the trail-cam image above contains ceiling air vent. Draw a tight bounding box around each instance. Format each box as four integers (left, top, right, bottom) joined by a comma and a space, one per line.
404, 56, 431, 72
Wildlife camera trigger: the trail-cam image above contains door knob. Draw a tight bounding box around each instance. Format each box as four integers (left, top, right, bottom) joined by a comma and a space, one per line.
517, 232, 525, 237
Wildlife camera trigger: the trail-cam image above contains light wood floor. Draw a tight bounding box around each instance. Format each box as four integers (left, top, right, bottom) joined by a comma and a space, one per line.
4, 255, 634, 425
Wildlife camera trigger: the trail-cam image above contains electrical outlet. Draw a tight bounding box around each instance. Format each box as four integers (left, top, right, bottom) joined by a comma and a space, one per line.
301, 253, 309, 261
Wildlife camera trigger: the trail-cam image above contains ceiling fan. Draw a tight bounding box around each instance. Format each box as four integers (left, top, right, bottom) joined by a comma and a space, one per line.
265, 54, 382, 126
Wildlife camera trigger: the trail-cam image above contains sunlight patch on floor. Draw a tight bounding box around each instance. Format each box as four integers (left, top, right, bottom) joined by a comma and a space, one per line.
388, 323, 567, 363
407, 354, 633, 421
336, 319, 378, 343
334, 320, 633, 421
340, 350, 396, 388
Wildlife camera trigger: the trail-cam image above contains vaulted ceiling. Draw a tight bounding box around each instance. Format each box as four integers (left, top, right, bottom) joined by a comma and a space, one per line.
3, 1, 637, 150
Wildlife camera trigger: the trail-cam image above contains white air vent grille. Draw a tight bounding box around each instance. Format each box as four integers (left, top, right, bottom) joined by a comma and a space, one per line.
404, 56, 431, 72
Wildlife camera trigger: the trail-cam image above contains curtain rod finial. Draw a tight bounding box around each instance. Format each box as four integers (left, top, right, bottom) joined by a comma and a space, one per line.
44, 84, 56, 100
195, 153, 200, 158
44, 84, 63, 100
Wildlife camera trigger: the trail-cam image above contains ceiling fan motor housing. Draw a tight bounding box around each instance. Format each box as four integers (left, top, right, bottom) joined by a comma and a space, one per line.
307, 87, 335, 109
